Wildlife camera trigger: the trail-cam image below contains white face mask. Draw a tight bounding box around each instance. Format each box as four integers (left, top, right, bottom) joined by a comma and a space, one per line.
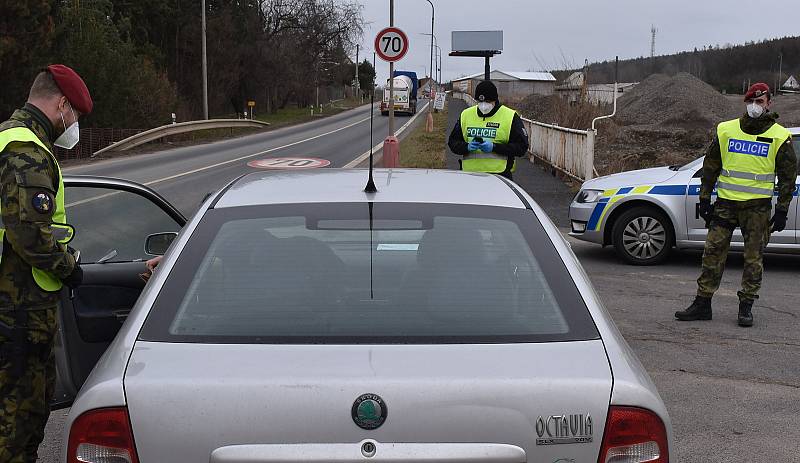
478, 102, 495, 114
54, 106, 80, 149
746, 102, 765, 119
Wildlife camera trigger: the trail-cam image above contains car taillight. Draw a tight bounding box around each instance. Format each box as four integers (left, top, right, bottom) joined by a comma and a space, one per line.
597, 406, 669, 463
67, 407, 139, 463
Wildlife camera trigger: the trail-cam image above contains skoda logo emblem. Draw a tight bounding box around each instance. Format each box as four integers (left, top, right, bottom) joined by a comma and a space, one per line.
352, 393, 387, 430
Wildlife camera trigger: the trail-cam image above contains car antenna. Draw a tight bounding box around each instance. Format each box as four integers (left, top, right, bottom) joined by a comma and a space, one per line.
364, 51, 378, 193
368, 201, 375, 299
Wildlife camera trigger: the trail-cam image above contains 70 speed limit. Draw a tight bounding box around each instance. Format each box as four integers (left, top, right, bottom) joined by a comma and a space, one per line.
374, 27, 409, 62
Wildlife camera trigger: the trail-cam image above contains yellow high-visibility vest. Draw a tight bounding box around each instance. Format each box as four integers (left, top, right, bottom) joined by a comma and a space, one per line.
716, 119, 790, 201
0, 126, 71, 292
460, 105, 517, 173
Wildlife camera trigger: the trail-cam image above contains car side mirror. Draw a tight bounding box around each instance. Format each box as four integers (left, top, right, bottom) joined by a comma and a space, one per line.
145, 232, 177, 256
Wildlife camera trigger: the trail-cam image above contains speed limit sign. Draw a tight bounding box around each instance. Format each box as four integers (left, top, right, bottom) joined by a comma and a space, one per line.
374, 27, 409, 62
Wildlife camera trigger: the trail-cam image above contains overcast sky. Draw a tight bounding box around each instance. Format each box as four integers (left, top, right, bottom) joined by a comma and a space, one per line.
357, 0, 798, 83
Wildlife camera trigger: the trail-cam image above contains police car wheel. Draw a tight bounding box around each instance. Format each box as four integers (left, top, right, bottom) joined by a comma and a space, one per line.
612, 206, 673, 265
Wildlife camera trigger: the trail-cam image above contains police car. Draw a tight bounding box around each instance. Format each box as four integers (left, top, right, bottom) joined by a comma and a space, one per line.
569, 127, 800, 265
54, 169, 671, 463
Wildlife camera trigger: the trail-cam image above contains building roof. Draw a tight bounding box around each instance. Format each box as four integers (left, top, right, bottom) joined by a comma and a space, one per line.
452, 70, 556, 82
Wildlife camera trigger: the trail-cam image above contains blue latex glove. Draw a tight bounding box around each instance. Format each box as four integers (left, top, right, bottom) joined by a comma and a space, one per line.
467, 141, 481, 152
478, 140, 494, 152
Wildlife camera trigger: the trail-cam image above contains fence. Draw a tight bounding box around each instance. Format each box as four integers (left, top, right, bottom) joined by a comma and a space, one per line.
453, 92, 594, 181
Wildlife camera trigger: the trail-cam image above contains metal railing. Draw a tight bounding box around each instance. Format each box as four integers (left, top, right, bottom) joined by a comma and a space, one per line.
453, 92, 594, 181
91, 119, 270, 157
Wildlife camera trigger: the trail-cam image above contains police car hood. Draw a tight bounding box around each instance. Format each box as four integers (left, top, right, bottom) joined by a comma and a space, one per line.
582, 166, 680, 192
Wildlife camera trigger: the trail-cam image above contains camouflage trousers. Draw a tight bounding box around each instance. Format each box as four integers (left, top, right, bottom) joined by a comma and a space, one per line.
0, 307, 57, 463
697, 199, 772, 302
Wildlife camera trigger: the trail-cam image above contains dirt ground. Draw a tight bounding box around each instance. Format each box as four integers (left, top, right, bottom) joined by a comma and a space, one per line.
592, 74, 800, 175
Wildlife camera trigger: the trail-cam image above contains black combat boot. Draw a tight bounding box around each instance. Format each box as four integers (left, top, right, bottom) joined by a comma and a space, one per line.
675, 296, 712, 321
738, 299, 754, 327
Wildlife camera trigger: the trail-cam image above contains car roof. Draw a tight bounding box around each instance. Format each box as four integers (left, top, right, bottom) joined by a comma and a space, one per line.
789, 126, 800, 136
213, 169, 527, 209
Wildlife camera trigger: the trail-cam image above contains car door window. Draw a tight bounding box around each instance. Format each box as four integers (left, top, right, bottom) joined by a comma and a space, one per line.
65, 186, 182, 263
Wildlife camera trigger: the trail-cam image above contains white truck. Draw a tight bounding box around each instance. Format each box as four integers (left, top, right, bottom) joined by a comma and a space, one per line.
381, 74, 418, 116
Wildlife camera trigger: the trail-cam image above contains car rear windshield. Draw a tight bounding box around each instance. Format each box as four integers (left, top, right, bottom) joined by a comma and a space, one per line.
140, 203, 598, 344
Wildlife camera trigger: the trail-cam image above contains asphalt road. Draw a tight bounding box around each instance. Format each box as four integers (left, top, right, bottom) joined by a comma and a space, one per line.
566, 240, 800, 463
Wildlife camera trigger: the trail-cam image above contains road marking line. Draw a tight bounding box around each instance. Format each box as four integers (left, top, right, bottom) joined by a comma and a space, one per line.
342, 101, 430, 168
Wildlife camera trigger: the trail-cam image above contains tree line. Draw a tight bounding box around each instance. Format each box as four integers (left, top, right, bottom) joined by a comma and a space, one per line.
0, 0, 375, 129
571, 36, 799, 94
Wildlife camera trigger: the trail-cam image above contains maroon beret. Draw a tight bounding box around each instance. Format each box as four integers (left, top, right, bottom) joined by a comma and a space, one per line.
744, 83, 770, 102
46, 64, 93, 115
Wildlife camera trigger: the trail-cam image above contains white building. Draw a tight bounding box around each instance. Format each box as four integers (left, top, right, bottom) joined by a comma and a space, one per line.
451, 70, 556, 100
555, 71, 638, 105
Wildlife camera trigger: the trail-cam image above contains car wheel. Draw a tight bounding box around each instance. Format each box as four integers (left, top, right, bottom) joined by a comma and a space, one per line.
611, 206, 673, 265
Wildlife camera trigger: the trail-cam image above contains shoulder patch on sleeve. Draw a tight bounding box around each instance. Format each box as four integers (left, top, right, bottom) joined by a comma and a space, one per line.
31, 191, 54, 214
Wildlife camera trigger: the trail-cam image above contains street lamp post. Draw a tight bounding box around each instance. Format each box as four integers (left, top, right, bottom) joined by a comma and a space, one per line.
421, 33, 439, 112
424, 0, 434, 132
201, 0, 208, 119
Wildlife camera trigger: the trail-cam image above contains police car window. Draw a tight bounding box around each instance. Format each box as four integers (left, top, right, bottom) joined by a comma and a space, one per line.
141, 203, 598, 344
65, 187, 181, 263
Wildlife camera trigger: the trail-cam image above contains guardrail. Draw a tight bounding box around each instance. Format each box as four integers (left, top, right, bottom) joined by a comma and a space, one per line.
92, 119, 270, 157
453, 92, 594, 181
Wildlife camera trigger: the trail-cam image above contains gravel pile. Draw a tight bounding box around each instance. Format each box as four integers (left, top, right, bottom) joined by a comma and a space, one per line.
616, 72, 739, 128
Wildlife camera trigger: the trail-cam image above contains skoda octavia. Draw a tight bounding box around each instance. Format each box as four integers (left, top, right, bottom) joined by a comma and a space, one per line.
56, 169, 672, 463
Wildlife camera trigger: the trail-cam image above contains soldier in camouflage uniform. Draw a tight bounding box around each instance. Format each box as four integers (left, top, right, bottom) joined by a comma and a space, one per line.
676, 83, 797, 327
0, 65, 91, 463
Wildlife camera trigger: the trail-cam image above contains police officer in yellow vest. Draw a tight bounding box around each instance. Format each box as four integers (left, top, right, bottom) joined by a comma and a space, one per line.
448, 81, 529, 180
0, 65, 90, 462
676, 83, 797, 327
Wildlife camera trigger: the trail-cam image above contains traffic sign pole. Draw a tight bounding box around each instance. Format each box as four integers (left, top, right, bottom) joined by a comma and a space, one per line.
373, 11, 409, 169
388, 0, 395, 136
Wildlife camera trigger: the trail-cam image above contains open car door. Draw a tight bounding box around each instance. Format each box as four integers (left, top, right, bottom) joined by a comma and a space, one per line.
51, 176, 186, 409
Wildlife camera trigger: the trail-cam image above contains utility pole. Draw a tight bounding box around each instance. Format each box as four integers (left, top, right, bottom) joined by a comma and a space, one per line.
777, 52, 783, 95
388, 0, 395, 136
201, 0, 208, 119
355, 44, 360, 102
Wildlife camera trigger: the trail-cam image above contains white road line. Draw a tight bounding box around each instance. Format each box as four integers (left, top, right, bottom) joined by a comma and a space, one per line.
342, 101, 431, 168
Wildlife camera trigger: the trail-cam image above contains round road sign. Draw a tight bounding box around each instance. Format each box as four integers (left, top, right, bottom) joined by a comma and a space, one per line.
247, 157, 331, 169
374, 27, 409, 62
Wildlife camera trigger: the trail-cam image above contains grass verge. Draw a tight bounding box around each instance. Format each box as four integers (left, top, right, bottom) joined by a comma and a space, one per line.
399, 108, 448, 168
256, 98, 365, 127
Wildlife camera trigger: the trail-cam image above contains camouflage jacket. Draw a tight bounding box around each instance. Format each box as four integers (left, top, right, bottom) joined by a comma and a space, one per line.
0, 104, 76, 315
700, 112, 798, 211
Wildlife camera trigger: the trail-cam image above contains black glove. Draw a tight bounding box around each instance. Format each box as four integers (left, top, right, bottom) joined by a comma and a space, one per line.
770, 209, 788, 233
62, 264, 83, 289
698, 199, 714, 228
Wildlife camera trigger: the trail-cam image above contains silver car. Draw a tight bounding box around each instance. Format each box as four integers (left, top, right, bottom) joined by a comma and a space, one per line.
55, 169, 671, 463
569, 127, 800, 264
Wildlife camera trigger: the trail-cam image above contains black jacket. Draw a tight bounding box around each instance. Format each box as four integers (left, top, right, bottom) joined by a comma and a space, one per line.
448, 103, 530, 171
